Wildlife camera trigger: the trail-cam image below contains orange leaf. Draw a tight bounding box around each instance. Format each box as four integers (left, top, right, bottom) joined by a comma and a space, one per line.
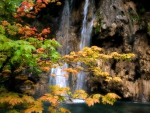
39, 37, 44, 41
40, 67, 50, 72
50, 74, 56, 77
85, 98, 94, 106
41, 3, 46, 8
37, 48, 45, 53
64, 74, 69, 78
56, 2, 62, 5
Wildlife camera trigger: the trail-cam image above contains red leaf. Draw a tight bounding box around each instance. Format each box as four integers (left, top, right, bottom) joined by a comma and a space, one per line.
37, 0, 42, 3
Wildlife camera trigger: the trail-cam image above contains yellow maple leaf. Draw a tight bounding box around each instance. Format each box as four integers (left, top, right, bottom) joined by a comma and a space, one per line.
22, 95, 35, 103
93, 94, 101, 103
24, 100, 43, 113
113, 77, 122, 82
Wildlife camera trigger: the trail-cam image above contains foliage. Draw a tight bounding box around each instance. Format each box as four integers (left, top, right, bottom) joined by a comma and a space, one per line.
39, 85, 120, 112
0, 88, 43, 113
0, 0, 61, 112
0, 0, 136, 113
0, 0, 61, 85
62, 46, 135, 82
0, 0, 23, 21
94, 13, 102, 33
45, 46, 134, 110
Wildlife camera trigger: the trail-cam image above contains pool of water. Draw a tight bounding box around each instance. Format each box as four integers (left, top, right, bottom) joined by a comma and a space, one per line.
2, 101, 150, 113
60, 101, 150, 113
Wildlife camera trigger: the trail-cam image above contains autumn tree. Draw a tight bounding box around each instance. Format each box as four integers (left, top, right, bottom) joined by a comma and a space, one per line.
0, 0, 62, 112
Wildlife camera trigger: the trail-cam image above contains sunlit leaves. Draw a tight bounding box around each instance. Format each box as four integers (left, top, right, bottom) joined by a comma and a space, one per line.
105, 76, 112, 82
42, 27, 50, 34
40, 94, 59, 105
0, 20, 60, 76
59, 107, 71, 113
40, 67, 50, 72
111, 52, 135, 60
63, 46, 135, 66
15, 0, 62, 20
112, 77, 122, 82
0, 89, 43, 113
22, 95, 35, 103
72, 90, 88, 100
102, 93, 121, 105
63, 68, 78, 75
24, 100, 43, 113
85, 94, 101, 106
49, 85, 70, 96
0, 92, 23, 107
85, 97, 95, 106
62, 46, 135, 83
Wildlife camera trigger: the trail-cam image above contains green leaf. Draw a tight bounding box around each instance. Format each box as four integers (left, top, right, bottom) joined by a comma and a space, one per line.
0, 25, 5, 34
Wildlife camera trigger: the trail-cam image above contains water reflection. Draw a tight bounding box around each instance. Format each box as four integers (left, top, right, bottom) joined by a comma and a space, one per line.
62, 101, 150, 113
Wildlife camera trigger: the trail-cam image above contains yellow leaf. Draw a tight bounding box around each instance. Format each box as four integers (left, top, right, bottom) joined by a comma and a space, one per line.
105, 77, 112, 82
113, 77, 122, 82
56, 2, 62, 5
93, 94, 101, 103
22, 95, 35, 103
24, 100, 43, 113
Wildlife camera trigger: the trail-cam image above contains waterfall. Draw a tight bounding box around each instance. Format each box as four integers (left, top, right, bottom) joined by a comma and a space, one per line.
49, 0, 95, 91
76, 0, 95, 90
57, 0, 70, 56
50, 64, 68, 87
49, 0, 70, 87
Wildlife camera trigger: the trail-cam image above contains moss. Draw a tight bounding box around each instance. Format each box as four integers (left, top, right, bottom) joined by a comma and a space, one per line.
94, 12, 102, 34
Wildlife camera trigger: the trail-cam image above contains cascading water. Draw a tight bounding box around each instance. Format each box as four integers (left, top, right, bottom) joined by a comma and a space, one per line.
76, 0, 95, 90
50, 0, 95, 91
49, 0, 70, 88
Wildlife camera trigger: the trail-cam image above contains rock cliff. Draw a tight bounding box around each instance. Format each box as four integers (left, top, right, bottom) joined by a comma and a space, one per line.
34, 0, 150, 101
67, 0, 150, 102
91, 0, 150, 102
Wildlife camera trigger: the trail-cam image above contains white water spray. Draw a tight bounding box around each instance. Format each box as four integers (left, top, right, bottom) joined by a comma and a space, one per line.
76, 0, 95, 90
49, 0, 70, 87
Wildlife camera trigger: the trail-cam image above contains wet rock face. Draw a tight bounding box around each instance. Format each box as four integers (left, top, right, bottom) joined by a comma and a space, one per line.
28, 0, 150, 101
91, 0, 150, 102
33, 73, 49, 98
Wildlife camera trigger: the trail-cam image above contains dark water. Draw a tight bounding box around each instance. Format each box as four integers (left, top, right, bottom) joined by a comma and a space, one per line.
2, 101, 150, 113
60, 101, 150, 113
